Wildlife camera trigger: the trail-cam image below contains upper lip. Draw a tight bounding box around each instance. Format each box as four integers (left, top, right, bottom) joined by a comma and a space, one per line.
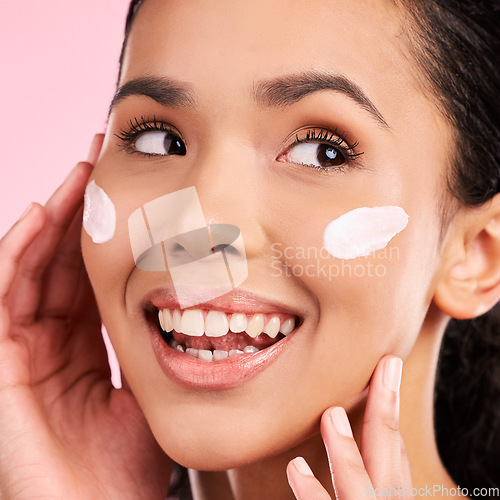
142, 285, 304, 319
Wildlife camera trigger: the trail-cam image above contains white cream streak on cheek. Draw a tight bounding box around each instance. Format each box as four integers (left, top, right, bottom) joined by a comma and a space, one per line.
323, 206, 409, 260
83, 180, 116, 244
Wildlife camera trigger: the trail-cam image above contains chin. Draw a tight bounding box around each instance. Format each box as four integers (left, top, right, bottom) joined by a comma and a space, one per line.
149, 420, 304, 471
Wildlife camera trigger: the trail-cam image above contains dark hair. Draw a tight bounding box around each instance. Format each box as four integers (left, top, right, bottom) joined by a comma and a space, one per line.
117, 0, 145, 84
398, 0, 499, 207
395, 2, 500, 496
119, 0, 500, 496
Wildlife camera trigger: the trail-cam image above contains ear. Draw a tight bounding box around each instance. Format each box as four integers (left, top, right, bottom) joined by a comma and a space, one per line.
434, 193, 500, 319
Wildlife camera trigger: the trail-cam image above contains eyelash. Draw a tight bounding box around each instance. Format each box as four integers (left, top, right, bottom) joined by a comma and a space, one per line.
115, 115, 180, 157
286, 128, 364, 172
115, 116, 365, 168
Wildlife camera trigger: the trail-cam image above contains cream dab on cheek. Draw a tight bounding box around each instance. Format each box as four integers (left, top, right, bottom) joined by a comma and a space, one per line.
83, 180, 116, 244
323, 206, 409, 260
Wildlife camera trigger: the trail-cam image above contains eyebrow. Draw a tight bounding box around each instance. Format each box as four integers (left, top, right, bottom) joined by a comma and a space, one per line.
108, 76, 195, 117
109, 71, 389, 129
254, 71, 389, 129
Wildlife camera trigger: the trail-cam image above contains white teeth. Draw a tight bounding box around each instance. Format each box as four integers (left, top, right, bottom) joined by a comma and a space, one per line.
198, 349, 213, 362
158, 309, 165, 330
173, 309, 182, 332
229, 313, 247, 333
172, 343, 260, 361
279, 317, 295, 335
229, 349, 244, 357
158, 307, 298, 339
263, 316, 280, 338
162, 309, 173, 332
186, 347, 198, 358
205, 310, 229, 337
213, 349, 229, 361
181, 309, 204, 336
245, 314, 265, 338
243, 345, 259, 353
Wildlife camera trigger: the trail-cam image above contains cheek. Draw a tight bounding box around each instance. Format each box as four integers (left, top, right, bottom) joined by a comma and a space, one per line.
81, 225, 134, 325
323, 206, 409, 259
81, 181, 138, 322
83, 180, 116, 244
275, 204, 436, 364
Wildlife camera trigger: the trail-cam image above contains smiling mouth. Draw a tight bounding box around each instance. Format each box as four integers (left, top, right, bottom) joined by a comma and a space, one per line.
153, 308, 300, 362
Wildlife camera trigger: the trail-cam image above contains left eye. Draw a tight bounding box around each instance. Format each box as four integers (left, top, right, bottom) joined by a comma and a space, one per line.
134, 131, 186, 156
280, 142, 346, 168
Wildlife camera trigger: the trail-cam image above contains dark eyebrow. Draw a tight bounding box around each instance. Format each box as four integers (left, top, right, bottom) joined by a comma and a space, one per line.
109, 72, 389, 130
254, 71, 390, 130
108, 76, 195, 117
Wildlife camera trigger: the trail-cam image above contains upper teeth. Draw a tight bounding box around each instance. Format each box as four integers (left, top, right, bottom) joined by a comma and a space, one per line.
158, 308, 296, 338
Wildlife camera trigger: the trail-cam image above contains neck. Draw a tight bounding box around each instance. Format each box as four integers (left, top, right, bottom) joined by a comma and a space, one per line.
189, 432, 334, 500
189, 305, 457, 500
398, 303, 457, 493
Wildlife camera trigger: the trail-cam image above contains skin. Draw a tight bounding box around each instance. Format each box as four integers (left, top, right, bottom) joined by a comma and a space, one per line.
90, 0, 448, 468
1, 0, 499, 498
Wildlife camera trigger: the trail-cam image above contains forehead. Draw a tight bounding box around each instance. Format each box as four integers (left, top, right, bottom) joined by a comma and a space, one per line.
118, 0, 453, 175
121, 0, 416, 115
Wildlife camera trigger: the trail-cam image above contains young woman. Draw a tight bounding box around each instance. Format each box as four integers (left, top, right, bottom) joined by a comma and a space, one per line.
0, 0, 498, 498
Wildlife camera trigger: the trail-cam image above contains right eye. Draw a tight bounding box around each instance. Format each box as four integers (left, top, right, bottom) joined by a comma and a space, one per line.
134, 131, 187, 156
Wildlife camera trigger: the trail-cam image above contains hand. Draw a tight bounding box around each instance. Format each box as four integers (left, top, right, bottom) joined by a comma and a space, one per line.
0, 135, 171, 499
286, 356, 413, 499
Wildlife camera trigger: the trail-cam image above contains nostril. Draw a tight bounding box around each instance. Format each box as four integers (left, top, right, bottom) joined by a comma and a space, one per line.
212, 243, 229, 253
208, 224, 243, 255
211, 243, 241, 257
172, 242, 186, 253
212, 243, 232, 253
161, 223, 244, 268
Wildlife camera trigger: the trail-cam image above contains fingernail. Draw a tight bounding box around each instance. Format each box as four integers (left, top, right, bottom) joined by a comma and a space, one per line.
19, 203, 34, 220
293, 457, 314, 476
383, 357, 403, 392
329, 407, 353, 438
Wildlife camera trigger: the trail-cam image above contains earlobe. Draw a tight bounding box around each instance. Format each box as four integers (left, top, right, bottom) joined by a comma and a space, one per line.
434, 194, 500, 320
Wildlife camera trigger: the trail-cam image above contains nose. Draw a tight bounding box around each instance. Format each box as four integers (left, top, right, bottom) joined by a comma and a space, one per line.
128, 187, 249, 307
164, 223, 243, 268
164, 223, 248, 307
186, 145, 269, 262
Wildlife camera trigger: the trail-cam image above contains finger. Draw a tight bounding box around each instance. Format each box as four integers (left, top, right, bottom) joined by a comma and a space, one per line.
321, 406, 373, 499
38, 205, 85, 318
49, 268, 110, 379
71, 264, 101, 330
9, 162, 93, 323
87, 133, 105, 164
361, 356, 403, 487
286, 457, 331, 500
0, 204, 45, 340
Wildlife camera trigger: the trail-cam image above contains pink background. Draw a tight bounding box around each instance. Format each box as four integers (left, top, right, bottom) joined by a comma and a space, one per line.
0, 1, 131, 385
0, 1, 129, 236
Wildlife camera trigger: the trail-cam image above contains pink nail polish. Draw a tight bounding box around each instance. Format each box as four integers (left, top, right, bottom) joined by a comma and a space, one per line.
293, 457, 314, 476
329, 407, 353, 438
383, 357, 403, 392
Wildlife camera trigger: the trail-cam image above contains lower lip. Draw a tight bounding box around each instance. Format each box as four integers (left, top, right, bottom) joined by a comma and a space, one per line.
150, 326, 295, 390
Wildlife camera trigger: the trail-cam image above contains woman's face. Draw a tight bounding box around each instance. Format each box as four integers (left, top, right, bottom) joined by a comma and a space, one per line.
82, 0, 451, 468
